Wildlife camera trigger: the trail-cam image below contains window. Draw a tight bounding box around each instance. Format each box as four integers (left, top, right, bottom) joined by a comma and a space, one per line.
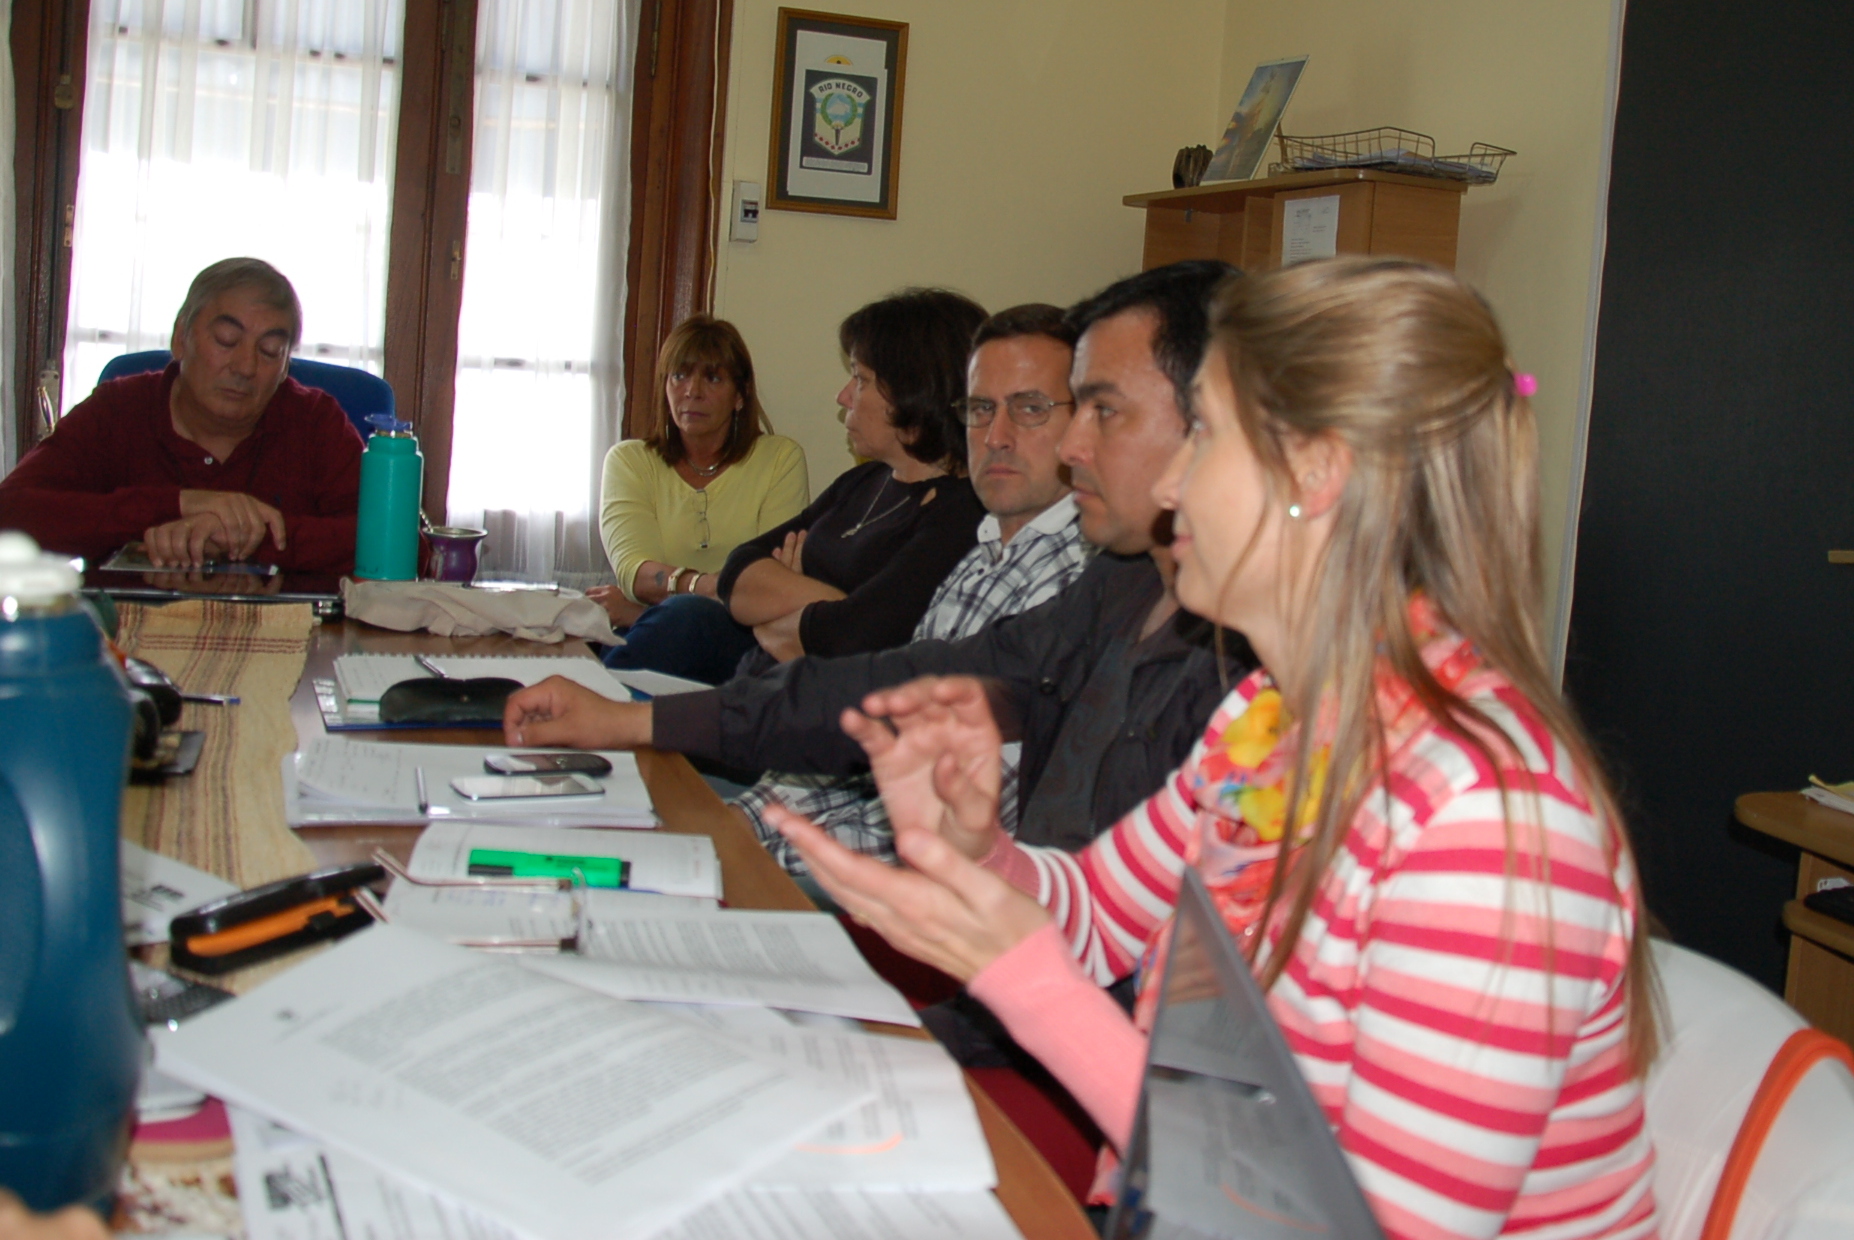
445, 0, 634, 584
64, 0, 402, 405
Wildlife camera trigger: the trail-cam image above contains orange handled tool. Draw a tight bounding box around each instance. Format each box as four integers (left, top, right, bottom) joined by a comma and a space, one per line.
168, 862, 384, 974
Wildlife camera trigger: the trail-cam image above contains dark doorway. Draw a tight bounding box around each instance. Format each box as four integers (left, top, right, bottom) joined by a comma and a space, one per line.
1566, 0, 1854, 990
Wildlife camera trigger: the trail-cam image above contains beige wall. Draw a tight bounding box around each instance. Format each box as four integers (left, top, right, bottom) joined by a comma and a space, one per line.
711, 0, 1227, 498
1217, 0, 1621, 635
710, 0, 1620, 638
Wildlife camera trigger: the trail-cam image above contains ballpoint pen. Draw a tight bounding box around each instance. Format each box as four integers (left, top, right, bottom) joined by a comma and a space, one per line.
416, 766, 430, 818
181, 692, 240, 705
414, 654, 449, 679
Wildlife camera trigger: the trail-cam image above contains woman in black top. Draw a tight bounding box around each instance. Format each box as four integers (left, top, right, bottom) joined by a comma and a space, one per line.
719, 288, 987, 677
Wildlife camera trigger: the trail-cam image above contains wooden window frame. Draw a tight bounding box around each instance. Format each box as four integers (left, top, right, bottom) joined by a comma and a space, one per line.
622, 0, 733, 442
10, 0, 89, 464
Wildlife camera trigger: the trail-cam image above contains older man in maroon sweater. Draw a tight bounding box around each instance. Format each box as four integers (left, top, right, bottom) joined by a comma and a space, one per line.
0, 258, 363, 574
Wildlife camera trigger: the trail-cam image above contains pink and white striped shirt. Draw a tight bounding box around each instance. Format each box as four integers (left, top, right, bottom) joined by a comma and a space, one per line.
969, 653, 1659, 1240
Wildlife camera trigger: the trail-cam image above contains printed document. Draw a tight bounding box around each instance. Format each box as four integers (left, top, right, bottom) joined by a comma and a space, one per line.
229, 1105, 1022, 1240
287, 737, 655, 827
671, 1010, 994, 1191
157, 924, 871, 1240
524, 906, 920, 1026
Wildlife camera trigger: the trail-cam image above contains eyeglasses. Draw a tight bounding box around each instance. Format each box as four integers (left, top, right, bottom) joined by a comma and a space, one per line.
691, 487, 710, 550
954, 396, 1076, 429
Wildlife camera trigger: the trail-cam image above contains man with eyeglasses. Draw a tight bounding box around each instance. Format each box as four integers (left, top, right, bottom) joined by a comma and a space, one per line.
506, 260, 1246, 864
731, 302, 1093, 870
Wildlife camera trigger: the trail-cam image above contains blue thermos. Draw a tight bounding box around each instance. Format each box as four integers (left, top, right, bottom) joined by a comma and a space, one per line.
0, 532, 141, 1208
354, 414, 424, 580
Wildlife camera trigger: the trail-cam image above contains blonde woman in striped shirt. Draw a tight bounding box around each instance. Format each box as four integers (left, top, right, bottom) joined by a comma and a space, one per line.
771, 256, 1661, 1240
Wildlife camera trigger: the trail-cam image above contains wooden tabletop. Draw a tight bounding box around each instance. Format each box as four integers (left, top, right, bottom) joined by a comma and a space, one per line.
1736, 791, 1854, 869
291, 618, 1093, 1240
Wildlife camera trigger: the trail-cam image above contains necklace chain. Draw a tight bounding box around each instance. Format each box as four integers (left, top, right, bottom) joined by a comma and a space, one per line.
840, 474, 915, 538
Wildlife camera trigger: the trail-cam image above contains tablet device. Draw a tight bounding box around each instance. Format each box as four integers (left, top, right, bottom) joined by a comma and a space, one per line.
1107, 868, 1385, 1239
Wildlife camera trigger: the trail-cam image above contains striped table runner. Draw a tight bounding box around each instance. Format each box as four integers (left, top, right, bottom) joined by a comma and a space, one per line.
117, 600, 318, 891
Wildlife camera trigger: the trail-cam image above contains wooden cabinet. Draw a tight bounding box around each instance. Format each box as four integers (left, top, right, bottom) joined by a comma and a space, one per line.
1736, 792, 1854, 1044
1125, 168, 1471, 273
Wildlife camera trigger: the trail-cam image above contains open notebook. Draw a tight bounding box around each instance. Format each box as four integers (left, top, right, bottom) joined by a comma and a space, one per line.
1107, 868, 1385, 1240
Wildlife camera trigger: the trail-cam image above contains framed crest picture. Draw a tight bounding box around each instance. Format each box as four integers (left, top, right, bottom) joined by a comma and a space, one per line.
766, 9, 908, 219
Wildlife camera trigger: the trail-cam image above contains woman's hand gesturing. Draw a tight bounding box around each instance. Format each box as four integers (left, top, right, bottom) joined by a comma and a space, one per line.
841, 675, 1006, 862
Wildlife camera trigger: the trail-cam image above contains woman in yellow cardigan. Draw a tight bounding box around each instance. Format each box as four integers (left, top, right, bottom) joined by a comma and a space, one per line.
593, 316, 808, 682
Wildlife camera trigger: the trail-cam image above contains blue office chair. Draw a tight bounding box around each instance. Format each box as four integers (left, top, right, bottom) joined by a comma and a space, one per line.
97, 349, 395, 440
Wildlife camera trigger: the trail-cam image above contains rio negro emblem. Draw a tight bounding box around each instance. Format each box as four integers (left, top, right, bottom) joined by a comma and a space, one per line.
809, 76, 871, 155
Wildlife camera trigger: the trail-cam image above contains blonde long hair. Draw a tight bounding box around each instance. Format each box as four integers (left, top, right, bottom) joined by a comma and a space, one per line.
1212, 256, 1659, 1073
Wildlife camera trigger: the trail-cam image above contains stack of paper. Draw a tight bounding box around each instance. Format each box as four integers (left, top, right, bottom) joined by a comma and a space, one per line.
1806, 776, 1854, 816
229, 1104, 1024, 1240
157, 925, 876, 1240
680, 1006, 995, 1191
524, 904, 922, 1027
286, 736, 656, 827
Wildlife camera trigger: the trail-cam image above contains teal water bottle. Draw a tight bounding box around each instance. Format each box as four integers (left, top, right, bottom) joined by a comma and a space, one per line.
0, 532, 141, 1209
354, 414, 424, 580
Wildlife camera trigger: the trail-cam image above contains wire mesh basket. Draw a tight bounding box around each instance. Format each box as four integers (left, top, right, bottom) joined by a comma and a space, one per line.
1270, 128, 1513, 184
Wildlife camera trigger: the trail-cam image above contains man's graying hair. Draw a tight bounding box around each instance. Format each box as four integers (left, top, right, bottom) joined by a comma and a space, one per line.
1063, 259, 1239, 418
173, 258, 303, 348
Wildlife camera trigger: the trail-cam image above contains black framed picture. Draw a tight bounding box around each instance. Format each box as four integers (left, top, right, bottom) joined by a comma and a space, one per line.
765, 9, 909, 220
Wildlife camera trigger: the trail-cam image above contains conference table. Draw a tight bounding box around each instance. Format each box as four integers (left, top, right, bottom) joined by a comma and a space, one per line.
142, 609, 1093, 1240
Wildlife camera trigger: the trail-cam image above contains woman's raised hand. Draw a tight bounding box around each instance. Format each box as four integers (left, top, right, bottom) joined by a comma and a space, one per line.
840, 676, 1004, 861
767, 802, 1048, 982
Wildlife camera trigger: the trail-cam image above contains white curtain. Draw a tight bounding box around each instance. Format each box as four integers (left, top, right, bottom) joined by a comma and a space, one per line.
0, 0, 17, 472
443, 0, 639, 588
63, 0, 401, 410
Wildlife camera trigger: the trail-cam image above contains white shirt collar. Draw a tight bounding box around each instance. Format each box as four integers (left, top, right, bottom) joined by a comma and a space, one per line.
978, 490, 1081, 551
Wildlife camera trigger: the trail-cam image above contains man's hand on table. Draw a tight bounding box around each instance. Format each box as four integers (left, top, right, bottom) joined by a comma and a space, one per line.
504, 676, 652, 749
144, 512, 235, 567
178, 489, 287, 560
0, 1193, 108, 1240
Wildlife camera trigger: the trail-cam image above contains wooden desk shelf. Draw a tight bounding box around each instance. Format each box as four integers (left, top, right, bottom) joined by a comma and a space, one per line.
1736, 791, 1854, 1043
1126, 168, 1472, 273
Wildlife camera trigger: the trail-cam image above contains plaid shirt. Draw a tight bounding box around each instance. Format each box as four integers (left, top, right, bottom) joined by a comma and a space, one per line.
737, 494, 1090, 871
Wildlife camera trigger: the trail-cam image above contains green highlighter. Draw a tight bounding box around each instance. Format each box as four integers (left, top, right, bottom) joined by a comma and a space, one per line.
465, 848, 630, 889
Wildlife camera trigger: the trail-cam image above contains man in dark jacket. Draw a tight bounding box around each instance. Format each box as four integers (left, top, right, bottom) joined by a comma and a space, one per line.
505, 260, 1256, 850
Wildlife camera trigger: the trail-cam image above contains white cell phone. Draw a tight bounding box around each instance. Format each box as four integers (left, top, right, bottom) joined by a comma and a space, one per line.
449, 773, 605, 801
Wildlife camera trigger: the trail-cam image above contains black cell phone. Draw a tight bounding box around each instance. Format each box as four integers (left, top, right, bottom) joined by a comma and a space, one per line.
1803, 884, 1854, 927
484, 751, 614, 776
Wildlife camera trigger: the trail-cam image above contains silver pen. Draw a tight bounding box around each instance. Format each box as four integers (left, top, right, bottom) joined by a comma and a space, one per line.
416, 766, 430, 818
414, 654, 448, 679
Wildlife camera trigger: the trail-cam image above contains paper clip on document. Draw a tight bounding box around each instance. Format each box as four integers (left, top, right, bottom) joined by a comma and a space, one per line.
359, 848, 594, 954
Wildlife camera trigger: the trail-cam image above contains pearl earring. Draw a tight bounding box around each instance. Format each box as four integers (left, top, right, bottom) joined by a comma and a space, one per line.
1287, 503, 1303, 520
